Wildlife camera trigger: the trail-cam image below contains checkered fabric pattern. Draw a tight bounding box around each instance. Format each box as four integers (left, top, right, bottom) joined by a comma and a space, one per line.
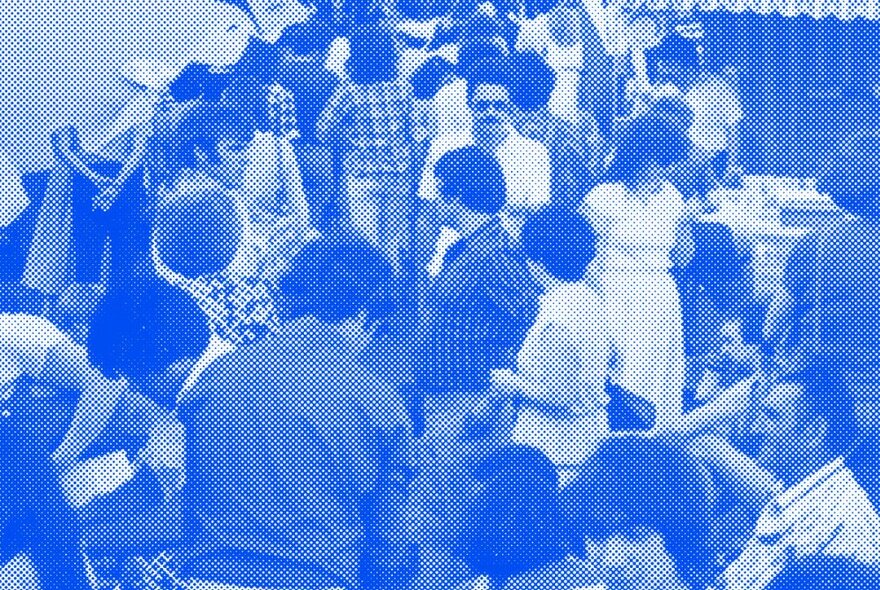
318, 80, 414, 175
185, 275, 282, 345
267, 83, 300, 140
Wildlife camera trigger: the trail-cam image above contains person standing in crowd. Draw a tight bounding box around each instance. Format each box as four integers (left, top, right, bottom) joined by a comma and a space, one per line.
316, 27, 415, 272
578, 116, 694, 429
508, 51, 601, 211
467, 58, 552, 236
152, 103, 282, 346
764, 132, 880, 432
645, 33, 744, 188
179, 238, 416, 590
720, 375, 880, 590
414, 146, 542, 392
492, 208, 610, 468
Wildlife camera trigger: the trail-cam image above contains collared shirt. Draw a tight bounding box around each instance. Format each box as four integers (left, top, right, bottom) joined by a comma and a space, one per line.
721, 458, 880, 590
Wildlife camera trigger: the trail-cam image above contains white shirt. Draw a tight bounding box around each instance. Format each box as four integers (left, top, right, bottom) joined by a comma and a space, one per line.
510, 282, 611, 467
495, 129, 552, 211
722, 458, 880, 590
684, 76, 744, 156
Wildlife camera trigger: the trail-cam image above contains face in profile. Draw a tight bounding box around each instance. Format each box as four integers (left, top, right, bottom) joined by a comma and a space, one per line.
584, 528, 686, 590
470, 83, 513, 150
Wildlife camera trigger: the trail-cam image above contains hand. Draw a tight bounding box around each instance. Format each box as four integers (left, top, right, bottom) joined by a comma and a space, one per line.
141, 418, 186, 473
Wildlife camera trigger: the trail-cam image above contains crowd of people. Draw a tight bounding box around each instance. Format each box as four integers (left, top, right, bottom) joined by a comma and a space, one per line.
2, 0, 880, 588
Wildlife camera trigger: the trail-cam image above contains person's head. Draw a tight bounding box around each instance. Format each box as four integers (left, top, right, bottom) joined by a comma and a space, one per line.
521, 208, 597, 284
508, 51, 555, 114
276, 237, 396, 331
606, 116, 691, 189
766, 555, 880, 590
645, 33, 700, 88
457, 38, 507, 85
88, 283, 210, 409
562, 437, 716, 590
347, 28, 399, 85
410, 56, 458, 101
752, 373, 858, 484
459, 445, 567, 583
818, 131, 880, 219
434, 146, 507, 224
523, 0, 558, 18
467, 59, 514, 150
165, 103, 255, 189
461, 14, 511, 54
277, 20, 335, 61
153, 186, 244, 280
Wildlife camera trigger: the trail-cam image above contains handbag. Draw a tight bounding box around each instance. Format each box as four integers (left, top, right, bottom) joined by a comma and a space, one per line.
605, 378, 657, 432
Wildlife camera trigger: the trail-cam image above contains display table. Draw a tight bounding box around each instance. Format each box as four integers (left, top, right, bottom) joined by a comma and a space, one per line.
698, 177, 847, 302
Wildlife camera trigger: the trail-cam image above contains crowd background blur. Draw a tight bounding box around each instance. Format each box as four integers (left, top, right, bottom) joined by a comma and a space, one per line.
0, 0, 879, 589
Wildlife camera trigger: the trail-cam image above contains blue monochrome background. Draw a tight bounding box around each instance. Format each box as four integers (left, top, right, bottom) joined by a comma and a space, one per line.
0, 0, 877, 588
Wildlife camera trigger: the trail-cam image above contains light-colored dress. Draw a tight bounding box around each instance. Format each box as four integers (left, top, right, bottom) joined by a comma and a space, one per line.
578, 181, 686, 428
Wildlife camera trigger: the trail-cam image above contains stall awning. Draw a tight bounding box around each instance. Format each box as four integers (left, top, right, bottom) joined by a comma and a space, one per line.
614, 0, 880, 20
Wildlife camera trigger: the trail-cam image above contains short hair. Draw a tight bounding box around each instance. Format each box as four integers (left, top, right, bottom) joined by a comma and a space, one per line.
605, 116, 691, 187
276, 21, 334, 58
88, 282, 210, 408
561, 437, 715, 588
276, 238, 396, 326
161, 103, 255, 187
458, 39, 507, 84
508, 51, 555, 112
347, 28, 399, 85
153, 186, 243, 280
410, 56, 457, 101
776, 372, 858, 457
645, 33, 700, 83
766, 555, 880, 590
818, 131, 880, 219
459, 445, 566, 582
434, 146, 507, 215
521, 208, 597, 281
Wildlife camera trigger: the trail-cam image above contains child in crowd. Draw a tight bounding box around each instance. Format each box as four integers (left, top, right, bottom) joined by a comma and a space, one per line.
492, 208, 610, 469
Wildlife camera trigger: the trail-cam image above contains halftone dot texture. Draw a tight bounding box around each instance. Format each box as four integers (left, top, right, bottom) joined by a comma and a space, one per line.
2, 1, 878, 590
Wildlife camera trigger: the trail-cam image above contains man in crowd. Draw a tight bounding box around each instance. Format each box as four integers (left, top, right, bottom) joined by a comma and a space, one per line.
179, 238, 416, 589
467, 58, 551, 233
645, 33, 744, 188
508, 52, 603, 211
413, 145, 542, 393
719, 374, 880, 590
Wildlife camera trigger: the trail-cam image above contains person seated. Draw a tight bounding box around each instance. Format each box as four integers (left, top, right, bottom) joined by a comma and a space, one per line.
456, 445, 567, 589
409, 145, 543, 393
491, 208, 610, 468
504, 436, 717, 590
718, 373, 880, 590
765, 555, 880, 590
178, 238, 416, 590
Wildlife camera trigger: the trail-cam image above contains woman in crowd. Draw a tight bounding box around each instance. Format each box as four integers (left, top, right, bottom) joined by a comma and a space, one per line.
316, 27, 416, 272
151, 102, 283, 346
578, 115, 696, 429
492, 208, 610, 468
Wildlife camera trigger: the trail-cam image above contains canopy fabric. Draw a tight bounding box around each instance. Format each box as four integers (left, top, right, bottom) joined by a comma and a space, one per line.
612, 0, 880, 21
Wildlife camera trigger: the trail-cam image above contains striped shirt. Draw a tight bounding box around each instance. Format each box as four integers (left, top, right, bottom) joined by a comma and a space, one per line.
721, 458, 880, 590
